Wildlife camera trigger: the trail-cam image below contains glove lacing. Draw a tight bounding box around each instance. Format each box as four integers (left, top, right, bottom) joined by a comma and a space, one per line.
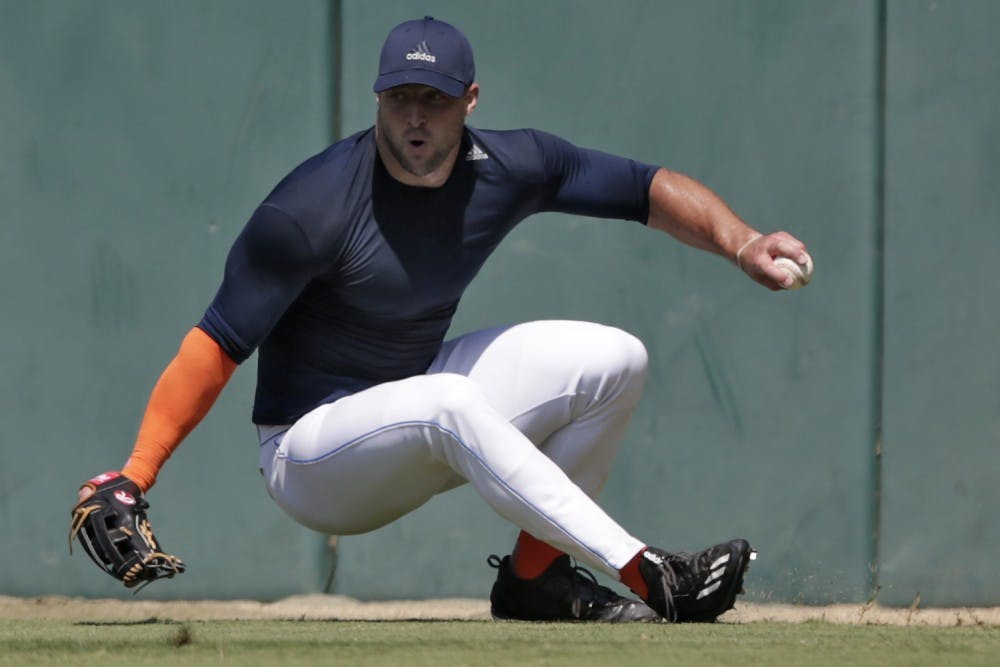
67, 503, 101, 554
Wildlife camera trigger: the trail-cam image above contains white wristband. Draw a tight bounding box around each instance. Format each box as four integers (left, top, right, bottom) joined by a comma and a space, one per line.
735, 234, 763, 271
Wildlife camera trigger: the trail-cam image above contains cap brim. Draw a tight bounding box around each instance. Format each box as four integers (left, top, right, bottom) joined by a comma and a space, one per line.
373, 70, 467, 97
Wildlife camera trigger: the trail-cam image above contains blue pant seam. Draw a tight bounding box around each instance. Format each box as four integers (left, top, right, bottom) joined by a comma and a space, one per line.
279, 418, 611, 570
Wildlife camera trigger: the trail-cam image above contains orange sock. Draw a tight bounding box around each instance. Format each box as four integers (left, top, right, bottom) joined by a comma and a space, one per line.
511, 531, 564, 579
619, 547, 649, 600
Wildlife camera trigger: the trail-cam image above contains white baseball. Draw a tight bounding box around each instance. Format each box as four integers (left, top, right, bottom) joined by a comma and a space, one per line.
773, 254, 813, 289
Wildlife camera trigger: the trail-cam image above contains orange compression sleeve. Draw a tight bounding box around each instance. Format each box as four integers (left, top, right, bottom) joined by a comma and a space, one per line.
120, 327, 238, 492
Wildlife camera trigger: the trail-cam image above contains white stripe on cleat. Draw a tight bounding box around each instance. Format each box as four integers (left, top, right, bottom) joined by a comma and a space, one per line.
697, 581, 722, 600
709, 554, 731, 570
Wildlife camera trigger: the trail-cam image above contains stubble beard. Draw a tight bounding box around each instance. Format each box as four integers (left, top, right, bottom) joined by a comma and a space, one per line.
377, 117, 457, 179
385, 133, 451, 177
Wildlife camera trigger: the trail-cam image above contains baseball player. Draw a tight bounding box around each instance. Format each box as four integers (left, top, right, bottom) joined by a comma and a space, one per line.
71, 17, 810, 622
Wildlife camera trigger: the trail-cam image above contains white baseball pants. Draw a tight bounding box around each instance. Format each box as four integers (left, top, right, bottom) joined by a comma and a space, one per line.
258, 320, 647, 576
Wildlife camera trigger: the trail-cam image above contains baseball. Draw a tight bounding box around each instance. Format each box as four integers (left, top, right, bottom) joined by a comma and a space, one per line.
773, 254, 813, 289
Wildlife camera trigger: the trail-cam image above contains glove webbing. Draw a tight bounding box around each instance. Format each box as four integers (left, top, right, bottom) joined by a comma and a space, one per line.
122, 551, 186, 592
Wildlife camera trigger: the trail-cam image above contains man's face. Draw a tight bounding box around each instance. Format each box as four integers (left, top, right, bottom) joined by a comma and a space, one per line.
375, 83, 478, 183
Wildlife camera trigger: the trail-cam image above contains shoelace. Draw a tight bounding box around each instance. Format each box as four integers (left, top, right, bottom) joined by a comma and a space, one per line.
652, 559, 679, 622
567, 562, 604, 619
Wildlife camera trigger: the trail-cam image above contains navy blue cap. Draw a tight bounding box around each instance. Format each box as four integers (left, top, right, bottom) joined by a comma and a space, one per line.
373, 16, 475, 97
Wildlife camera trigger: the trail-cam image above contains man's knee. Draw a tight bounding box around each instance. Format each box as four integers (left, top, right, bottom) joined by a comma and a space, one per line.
575, 324, 648, 386
603, 327, 648, 378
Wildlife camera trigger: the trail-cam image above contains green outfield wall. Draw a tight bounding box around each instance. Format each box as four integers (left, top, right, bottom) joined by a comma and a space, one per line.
879, 1, 1000, 607
1, 0, 996, 606
0, 0, 332, 599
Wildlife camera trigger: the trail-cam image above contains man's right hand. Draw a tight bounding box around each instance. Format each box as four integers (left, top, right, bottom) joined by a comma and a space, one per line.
735, 231, 812, 291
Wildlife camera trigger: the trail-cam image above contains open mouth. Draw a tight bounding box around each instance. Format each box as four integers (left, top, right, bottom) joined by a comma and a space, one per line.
408, 140, 426, 148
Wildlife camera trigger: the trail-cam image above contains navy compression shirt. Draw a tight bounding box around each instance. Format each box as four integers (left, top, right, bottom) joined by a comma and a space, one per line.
198, 127, 659, 424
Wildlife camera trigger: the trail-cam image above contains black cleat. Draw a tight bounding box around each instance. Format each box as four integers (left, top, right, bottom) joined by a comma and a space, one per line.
488, 554, 661, 623
639, 539, 756, 622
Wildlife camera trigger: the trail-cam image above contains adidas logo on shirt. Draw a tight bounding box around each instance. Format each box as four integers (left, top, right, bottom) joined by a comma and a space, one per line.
406, 41, 436, 63
465, 144, 488, 161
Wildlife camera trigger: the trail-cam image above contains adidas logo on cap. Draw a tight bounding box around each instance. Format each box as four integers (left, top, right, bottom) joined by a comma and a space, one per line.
406, 41, 436, 63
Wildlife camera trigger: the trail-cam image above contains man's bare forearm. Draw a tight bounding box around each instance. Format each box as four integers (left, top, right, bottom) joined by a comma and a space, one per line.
646, 168, 760, 263
645, 167, 811, 290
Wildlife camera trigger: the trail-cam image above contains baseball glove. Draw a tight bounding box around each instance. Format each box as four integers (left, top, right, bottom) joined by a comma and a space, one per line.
69, 471, 185, 590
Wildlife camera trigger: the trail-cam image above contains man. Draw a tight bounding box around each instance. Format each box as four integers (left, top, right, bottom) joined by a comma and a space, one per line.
73, 17, 809, 622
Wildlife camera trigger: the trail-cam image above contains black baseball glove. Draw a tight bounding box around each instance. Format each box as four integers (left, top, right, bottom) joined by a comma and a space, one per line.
69, 471, 185, 590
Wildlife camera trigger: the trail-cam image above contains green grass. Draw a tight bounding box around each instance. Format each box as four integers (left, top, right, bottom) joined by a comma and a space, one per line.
2, 619, 998, 666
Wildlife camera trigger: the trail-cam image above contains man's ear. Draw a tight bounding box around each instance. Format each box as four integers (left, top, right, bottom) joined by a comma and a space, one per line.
465, 83, 480, 116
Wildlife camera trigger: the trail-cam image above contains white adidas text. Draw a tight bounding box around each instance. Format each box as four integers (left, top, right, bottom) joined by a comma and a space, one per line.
406, 52, 436, 63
